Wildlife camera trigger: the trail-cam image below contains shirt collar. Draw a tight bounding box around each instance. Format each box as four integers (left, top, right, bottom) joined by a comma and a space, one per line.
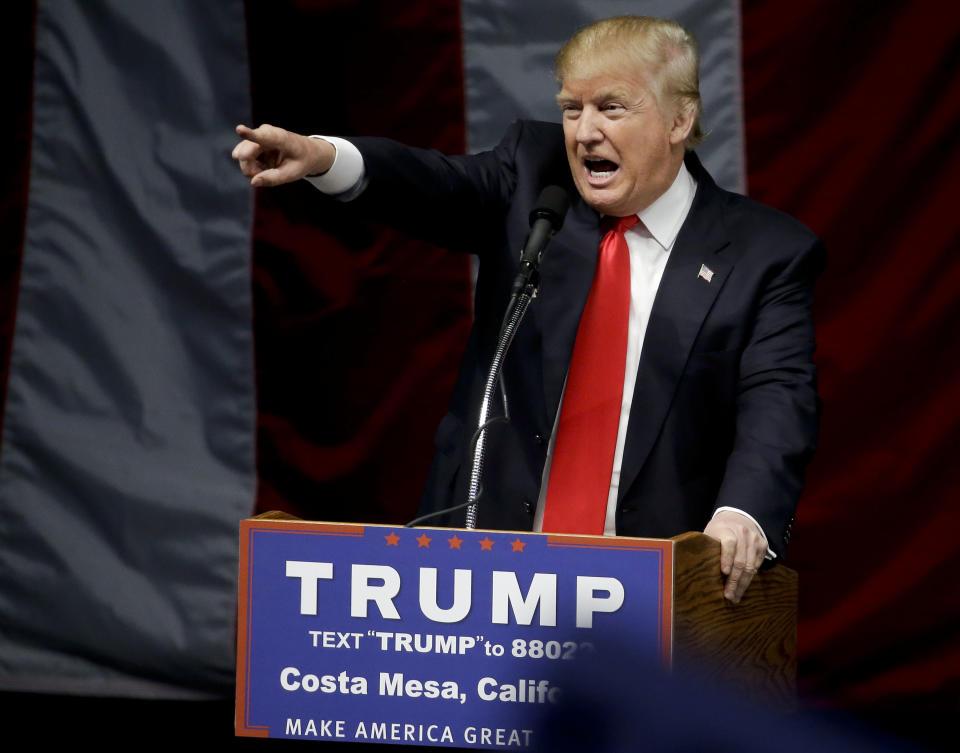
635, 161, 697, 252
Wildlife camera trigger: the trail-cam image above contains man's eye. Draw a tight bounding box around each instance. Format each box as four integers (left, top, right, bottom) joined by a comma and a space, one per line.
561, 105, 581, 118
603, 103, 624, 112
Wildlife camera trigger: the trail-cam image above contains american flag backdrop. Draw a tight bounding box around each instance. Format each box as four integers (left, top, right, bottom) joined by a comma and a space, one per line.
2, 0, 958, 744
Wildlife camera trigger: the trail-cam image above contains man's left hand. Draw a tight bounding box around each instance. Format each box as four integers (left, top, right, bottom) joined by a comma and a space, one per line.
703, 510, 768, 604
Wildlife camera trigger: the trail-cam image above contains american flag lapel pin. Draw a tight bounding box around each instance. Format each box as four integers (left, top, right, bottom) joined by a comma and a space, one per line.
698, 264, 714, 283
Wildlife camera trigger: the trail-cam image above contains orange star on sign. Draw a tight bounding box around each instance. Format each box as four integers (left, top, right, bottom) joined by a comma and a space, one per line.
510, 538, 526, 552
385, 532, 400, 546
448, 535, 463, 549
479, 536, 494, 551
416, 533, 432, 548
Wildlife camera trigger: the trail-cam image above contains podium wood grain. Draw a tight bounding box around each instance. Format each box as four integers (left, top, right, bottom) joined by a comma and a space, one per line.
671, 531, 797, 709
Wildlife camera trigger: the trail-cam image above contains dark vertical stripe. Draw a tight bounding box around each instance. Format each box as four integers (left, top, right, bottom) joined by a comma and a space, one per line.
0, 2, 37, 444
246, 1, 473, 524
743, 0, 960, 724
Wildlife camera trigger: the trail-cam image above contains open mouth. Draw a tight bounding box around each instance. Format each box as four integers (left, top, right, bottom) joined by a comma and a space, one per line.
584, 156, 619, 178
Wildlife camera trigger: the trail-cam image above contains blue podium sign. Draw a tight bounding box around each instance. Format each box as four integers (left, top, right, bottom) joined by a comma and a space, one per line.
236, 519, 673, 748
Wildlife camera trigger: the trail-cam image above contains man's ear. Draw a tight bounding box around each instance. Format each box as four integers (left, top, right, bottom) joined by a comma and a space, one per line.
669, 100, 696, 146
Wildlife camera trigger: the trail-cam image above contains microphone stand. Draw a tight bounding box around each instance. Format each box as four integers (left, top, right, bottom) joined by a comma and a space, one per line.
464, 272, 540, 530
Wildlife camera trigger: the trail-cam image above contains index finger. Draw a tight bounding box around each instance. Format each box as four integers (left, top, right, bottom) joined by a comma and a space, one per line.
235, 123, 281, 148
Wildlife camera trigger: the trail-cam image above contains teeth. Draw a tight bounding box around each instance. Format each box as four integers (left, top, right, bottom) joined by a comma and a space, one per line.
588, 168, 615, 178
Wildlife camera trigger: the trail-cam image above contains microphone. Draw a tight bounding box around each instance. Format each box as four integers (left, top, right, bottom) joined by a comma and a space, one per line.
512, 185, 569, 294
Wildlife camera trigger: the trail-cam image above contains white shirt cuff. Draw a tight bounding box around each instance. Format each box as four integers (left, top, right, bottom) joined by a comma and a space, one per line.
712, 506, 777, 560
303, 135, 365, 196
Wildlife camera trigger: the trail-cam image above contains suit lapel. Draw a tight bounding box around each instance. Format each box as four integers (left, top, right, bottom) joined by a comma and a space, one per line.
616, 168, 733, 502
533, 196, 602, 422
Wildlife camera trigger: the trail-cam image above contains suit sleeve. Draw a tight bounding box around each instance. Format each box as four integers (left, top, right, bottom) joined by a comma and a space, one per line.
713, 235, 825, 560
343, 123, 525, 253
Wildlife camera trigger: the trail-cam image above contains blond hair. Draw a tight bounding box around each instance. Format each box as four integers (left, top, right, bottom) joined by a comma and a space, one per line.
555, 16, 704, 148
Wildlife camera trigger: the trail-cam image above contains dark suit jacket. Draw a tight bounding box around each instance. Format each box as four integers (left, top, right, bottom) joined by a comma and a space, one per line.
348, 120, 823, 559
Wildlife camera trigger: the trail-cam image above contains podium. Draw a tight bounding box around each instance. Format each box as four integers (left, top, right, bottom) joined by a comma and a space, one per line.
236, 514, 797, 746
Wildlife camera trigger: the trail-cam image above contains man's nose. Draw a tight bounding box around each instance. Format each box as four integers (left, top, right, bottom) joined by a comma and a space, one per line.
576, 109, 603, 144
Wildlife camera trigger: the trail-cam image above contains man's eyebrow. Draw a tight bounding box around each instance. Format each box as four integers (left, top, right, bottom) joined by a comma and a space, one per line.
593, 87, 631, 101
555, 88, 633, 106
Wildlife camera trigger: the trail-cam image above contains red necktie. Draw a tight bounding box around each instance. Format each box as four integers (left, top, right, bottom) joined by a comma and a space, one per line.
542, 215, 638, 534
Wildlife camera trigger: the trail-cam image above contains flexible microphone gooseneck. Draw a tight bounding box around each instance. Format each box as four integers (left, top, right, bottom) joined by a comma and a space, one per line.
406, 185, 570, 530
462, 186, 569, 529
407, 186, 570, 529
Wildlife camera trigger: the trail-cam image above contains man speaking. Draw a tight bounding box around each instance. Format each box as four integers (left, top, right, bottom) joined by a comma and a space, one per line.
232, 16, 823, 604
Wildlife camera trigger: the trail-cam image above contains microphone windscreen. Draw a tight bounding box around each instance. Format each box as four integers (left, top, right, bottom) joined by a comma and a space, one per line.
529, 185, 570, 230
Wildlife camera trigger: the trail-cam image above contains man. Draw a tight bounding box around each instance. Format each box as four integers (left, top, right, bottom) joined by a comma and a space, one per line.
233, 17, 823, 603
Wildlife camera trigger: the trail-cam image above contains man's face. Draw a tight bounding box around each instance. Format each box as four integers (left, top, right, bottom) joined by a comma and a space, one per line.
558, 68, 689, 217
